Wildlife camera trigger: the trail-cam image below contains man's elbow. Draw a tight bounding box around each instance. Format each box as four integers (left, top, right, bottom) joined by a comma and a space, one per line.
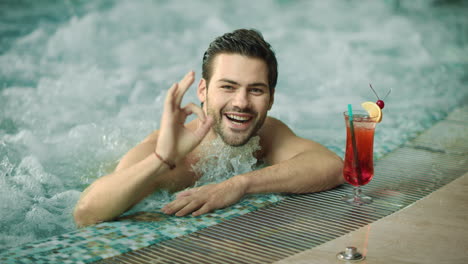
297, 155, 344, 194
331, 156, 345, 186
73, 202, 101, 228
318, 155, 345, 191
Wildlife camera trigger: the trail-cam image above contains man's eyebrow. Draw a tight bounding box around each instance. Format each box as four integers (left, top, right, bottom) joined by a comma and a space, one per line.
218, 78, 268, 88
218, 78, 240, 86
249, 82, 268, 88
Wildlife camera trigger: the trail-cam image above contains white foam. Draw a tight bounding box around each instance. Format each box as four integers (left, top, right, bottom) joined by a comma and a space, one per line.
192, 136, 262, 186
126, 136, 263, 214
0, 156, 80, 247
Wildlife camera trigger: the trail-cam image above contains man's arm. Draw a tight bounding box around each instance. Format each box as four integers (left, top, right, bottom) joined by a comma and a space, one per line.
161, 117, 344, 216
240, 117, 344, 194
73, 71, 213, 227
73, 141, 173, 227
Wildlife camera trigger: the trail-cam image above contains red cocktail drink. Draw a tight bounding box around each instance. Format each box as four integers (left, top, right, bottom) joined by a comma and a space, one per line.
343, 110, 376, 205
344, 114, 375, 186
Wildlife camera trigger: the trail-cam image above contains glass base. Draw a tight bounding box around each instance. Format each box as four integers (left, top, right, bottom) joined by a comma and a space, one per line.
342, 194, 373, 205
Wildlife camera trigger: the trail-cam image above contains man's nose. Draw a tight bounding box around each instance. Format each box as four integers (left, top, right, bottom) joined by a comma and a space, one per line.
232, 89, 249, 109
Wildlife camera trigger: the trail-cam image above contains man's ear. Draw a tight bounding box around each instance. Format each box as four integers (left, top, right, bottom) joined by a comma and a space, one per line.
197, 78, 207, 104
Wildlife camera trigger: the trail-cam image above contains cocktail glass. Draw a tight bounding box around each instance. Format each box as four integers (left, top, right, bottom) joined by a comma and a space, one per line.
342, 110, 376, 205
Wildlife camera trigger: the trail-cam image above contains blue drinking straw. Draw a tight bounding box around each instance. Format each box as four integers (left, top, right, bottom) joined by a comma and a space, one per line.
348, 104, 362, 185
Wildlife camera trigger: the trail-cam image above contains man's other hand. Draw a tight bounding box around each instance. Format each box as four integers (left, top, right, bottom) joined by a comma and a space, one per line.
161, 178, 247, 217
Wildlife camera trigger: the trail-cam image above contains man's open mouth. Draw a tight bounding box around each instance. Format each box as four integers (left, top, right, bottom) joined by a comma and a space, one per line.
225, 113, 253, 125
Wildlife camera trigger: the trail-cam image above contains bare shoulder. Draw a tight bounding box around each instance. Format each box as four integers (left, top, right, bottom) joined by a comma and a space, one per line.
142, 118, 198, 144
259, 116, 295, 163
115, 140, 155, 172
259, 116, 296, 144
116, 119, 201, 172
141, 130, 160, 144
260, 116, 332, 164
114, 129, 160, 172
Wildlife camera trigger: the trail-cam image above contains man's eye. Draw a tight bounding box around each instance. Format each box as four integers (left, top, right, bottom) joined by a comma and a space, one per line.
222, 85, 234, 90
250, 88, 264, 94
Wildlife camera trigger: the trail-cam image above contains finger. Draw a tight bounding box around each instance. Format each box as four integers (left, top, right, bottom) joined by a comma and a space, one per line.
192, 203, 214, 217
194, 115, 214, 139
183, 103, 206, 122
175, 200, 204, 217
164, 83, 178, 111
161, 199, 188, 215
183, 103, 214, 140
175, 71, 195, 107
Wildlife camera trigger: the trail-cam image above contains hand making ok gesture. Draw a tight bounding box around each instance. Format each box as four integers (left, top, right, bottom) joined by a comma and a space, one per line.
155, 71, 214, 167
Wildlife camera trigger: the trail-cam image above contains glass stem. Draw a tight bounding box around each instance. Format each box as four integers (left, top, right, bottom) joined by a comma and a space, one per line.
353, 186, 362, 201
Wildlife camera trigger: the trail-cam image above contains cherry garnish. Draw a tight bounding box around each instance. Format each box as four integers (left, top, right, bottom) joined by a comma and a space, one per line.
369, 84, 391, 109
376, 100, 385, 109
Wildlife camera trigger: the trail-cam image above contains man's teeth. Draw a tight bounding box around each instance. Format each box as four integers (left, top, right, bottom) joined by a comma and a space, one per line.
226, 114, 250, 122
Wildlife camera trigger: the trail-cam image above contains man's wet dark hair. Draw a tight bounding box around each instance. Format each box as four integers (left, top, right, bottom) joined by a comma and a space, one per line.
202, 29, 278, 92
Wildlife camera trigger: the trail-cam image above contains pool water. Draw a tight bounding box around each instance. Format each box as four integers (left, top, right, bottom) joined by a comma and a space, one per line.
1, 0, 467, 251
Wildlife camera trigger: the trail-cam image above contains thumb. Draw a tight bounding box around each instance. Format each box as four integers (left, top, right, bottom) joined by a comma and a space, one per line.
193, 115, 214, 139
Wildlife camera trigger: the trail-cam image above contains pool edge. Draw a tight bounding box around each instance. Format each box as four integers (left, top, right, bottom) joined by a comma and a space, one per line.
275, 104, 468, 263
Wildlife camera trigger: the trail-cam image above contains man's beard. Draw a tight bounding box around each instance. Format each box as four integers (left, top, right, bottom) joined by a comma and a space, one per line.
207, 105, 266, 147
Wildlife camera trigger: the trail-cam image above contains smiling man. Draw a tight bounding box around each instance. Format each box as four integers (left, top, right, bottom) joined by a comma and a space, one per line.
202, 54, 272, 147
73, 29, 344, 226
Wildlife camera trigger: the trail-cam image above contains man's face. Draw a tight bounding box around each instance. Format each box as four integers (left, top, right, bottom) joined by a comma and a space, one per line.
198, 53, 274, 146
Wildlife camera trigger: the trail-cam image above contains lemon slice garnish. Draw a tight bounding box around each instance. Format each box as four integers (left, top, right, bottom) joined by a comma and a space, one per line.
361, 101, 382, 123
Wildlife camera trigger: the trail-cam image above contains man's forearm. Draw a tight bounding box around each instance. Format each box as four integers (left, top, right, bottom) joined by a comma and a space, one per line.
73, 154, 169, 227
236, 150, 344, 195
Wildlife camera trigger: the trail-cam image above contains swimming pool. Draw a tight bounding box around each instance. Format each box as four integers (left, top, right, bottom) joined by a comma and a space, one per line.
1, 0, 467, 252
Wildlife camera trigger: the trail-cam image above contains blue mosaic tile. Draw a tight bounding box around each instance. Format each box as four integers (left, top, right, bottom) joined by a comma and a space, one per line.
0, 194, 282, 263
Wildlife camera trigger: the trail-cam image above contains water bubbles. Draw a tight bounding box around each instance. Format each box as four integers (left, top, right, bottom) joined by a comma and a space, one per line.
0, 180, 33, 225
126, 136, 263, 215
25, 206, 59, 235
124, 189, 173, 216
0, 155, 80, 250
192, 136, 261, 186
